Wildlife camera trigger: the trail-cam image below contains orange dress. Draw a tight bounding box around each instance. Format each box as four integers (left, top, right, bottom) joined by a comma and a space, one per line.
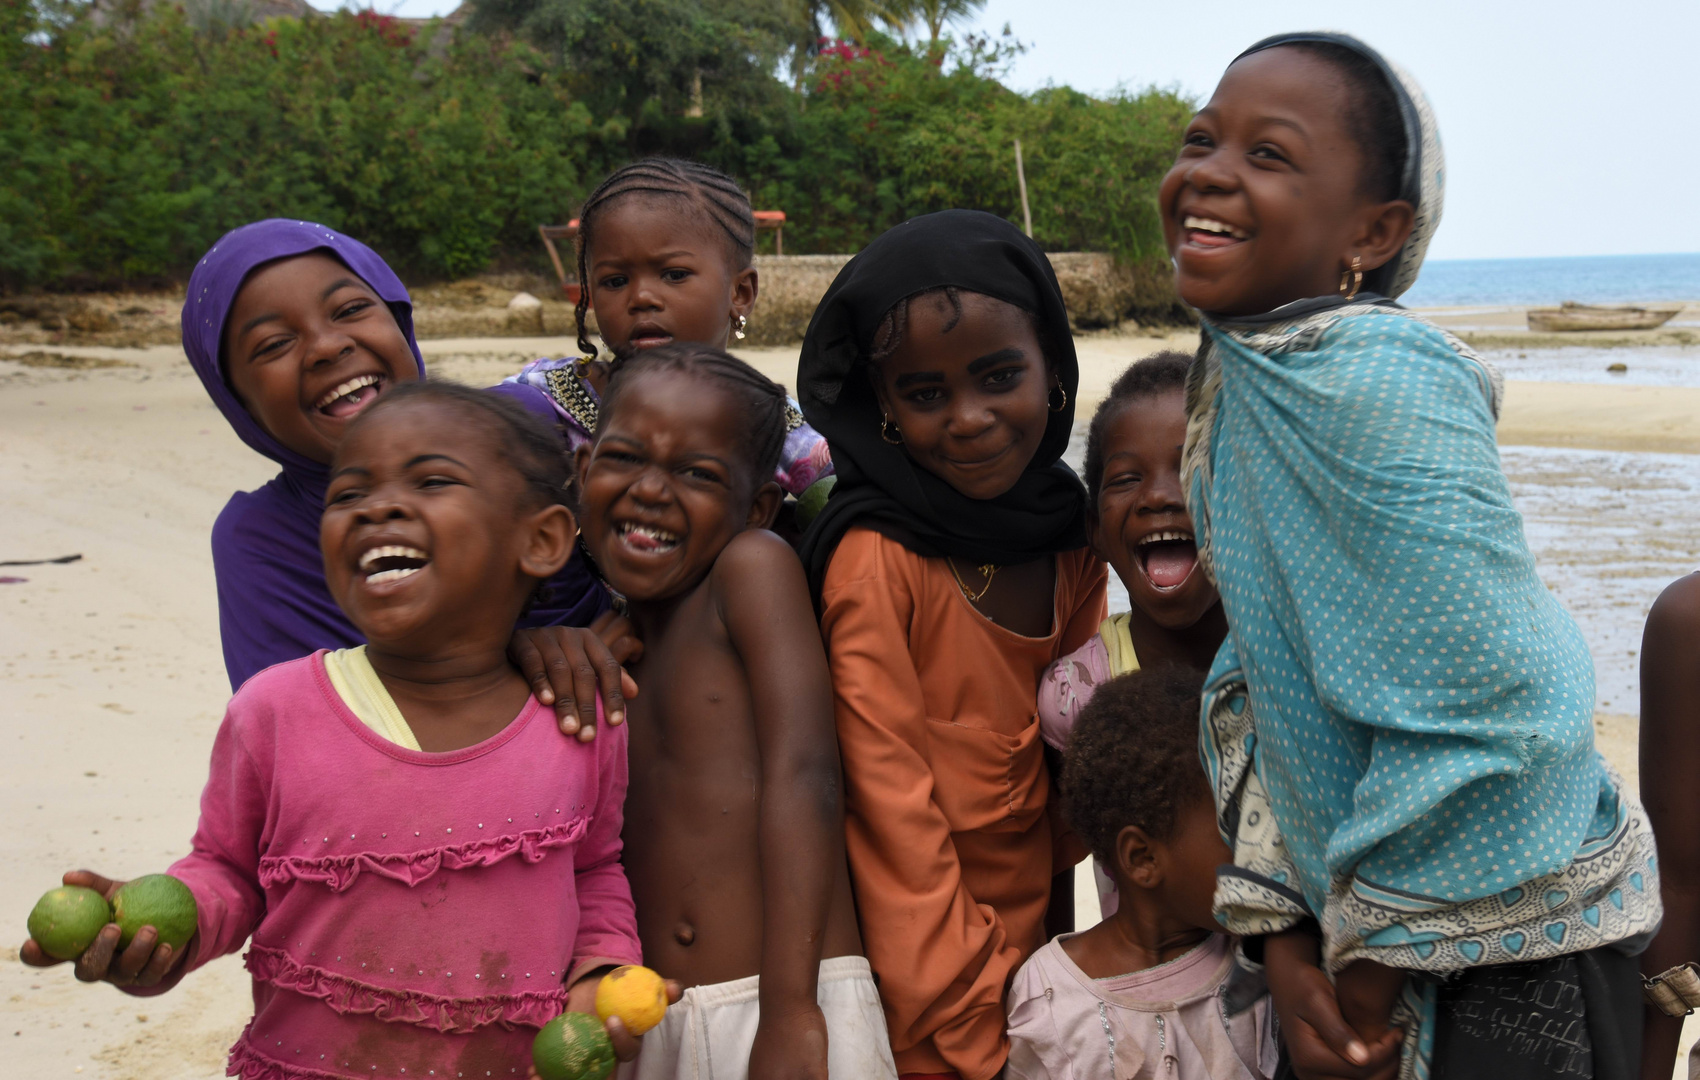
819, 527, 1107, 1080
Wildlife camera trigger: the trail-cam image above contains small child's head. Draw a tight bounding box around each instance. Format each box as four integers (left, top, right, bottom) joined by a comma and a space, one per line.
1159, 33, 1433, 317
1064, 666, 1230, 933
576, 342, 786, 603
184, 220, 426, 470
574, 158, 759, 363
866, 285, 1061, 501
1081, 351, 1219, 629
321, 382, 576, 654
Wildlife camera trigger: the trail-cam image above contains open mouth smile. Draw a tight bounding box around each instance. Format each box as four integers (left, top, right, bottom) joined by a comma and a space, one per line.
1136, 529, 1199, 591
315, 373, 386, 418
358, 544, 430, 585
1181, 215, 1251, 250
615, 521, 680, 554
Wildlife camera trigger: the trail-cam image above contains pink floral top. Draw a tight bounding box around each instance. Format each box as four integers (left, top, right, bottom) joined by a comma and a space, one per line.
151, 652, 639, 1079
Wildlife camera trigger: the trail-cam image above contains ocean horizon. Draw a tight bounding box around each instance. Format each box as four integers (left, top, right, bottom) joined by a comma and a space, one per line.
1402, 252, 1700, 308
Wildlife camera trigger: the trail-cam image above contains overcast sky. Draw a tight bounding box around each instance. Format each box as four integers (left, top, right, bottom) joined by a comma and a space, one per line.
354, 0, 1699, 261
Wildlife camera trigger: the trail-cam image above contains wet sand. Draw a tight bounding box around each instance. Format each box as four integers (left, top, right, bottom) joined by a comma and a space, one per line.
1, 335, 1693, 1075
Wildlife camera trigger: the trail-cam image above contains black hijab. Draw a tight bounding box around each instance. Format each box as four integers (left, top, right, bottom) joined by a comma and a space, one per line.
797, 209, 1088, 592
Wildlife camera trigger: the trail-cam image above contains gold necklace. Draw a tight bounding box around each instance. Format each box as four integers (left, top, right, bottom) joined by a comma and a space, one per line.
949, 558, 1000, 603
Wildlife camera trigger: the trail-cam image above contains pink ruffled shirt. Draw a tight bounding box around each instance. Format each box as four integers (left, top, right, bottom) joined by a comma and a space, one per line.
155, 652, 640, 1079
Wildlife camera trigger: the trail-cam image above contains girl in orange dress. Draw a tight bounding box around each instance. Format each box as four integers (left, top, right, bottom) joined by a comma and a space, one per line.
797, 210, 1107, 1080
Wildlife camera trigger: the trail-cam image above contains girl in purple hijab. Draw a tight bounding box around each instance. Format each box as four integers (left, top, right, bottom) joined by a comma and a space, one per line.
187, 220, 625, 730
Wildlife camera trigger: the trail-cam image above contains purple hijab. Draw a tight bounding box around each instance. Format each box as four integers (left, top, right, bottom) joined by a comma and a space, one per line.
187, 219, 608, 689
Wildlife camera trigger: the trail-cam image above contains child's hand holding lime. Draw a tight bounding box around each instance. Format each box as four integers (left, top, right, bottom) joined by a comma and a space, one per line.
20, 870, 195, 990
529, 965, 680, 1078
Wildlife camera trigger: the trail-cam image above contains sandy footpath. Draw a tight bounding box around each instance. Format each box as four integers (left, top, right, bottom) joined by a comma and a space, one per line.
0, 335, 1690, 1076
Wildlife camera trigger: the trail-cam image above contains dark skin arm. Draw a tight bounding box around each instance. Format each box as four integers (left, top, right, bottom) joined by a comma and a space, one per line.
510, 609, 642, 740
1639, 573, 1700, 1080
1265, 927, 1402, 1080
715, 529, 841, 1080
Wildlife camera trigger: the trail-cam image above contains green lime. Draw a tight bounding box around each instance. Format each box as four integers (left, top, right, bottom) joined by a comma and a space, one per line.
532, 1011, 616, 1080
27, 885, 112, 961
796, 476, 837, 529
112, 874, 197, 951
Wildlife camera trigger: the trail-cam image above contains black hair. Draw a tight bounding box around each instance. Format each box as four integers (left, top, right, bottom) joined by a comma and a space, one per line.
574, 157, 756, 362
355, 380, 572, 513
1081, 350, 1193, 508
1279, 41, 1407, 203
866, 286, 1045, 368
597, 342, 788, 489
1063, 665, 1211, 865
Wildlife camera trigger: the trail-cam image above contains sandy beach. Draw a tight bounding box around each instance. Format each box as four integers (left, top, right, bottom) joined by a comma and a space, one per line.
3, 324, 1696, 1076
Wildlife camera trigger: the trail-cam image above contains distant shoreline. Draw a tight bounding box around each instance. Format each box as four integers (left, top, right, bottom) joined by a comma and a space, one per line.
1403, 251, 1700, 308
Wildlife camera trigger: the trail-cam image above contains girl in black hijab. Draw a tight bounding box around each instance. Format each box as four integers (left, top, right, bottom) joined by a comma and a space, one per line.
798, 210, 1106, 1080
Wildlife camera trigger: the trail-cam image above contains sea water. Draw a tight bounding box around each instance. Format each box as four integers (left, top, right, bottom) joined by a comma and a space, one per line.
1062, 434, 1700, 716
1403, 252, 1700, 307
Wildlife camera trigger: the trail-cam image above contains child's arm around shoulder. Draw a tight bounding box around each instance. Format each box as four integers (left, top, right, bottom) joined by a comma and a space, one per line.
711, 528, 840, 1080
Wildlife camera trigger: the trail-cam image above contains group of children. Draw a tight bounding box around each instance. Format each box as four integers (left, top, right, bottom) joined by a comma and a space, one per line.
23, 30, 1677, 1080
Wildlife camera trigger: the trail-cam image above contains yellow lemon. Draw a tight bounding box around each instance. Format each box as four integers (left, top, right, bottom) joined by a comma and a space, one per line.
594, 965, 668, 1036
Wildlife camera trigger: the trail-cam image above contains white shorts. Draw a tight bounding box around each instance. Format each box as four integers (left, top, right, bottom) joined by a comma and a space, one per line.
619, 955, 897, 1080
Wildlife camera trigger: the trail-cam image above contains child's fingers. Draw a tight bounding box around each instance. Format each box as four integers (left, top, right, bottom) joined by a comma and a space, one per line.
111, 925, 160, 982
19, 938, 67, 968
580, 638, 627, 734
63, 869, 121, 900
512, 632, 554, 706
73, 924, 121, 983
663, 979, 682, 1006
129, 941, 179, 988
604, 1015, 641, 1061
589, 611, 644, 666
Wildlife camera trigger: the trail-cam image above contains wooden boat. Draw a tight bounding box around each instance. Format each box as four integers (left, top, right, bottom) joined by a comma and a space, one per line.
1526, 301, 1683, 332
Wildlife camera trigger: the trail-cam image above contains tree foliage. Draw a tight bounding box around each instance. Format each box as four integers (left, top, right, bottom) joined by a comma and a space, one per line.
0, 0, 1191, 290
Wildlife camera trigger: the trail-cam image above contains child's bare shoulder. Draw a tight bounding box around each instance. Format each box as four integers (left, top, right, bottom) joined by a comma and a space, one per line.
1649, 572, 1700, 630
709, 528, 809, 598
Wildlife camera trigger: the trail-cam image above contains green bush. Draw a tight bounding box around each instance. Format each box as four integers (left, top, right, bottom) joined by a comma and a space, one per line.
1, 3, 1191, 297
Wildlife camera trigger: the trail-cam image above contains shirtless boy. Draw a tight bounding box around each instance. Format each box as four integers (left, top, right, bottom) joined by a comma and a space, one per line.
574, 343, 896, 1080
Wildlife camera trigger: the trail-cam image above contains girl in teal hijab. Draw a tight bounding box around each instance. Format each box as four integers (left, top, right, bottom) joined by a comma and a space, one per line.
1168, 33, 1658, 1080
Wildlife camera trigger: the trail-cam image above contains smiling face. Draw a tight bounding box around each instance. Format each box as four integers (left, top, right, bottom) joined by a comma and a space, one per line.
871, 291, 1055, 501
1158, 46, 1414, 317
586, 195, 757, 358
1089, 391, 1219, 629
223, 252, 420, 464
576, 370, 780, 605
322, 399, 574, 656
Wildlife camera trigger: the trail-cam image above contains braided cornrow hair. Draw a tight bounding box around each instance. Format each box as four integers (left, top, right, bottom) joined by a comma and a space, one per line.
868, 287, 963, 364
598, 342, 789, 487
574, 158, 757, 362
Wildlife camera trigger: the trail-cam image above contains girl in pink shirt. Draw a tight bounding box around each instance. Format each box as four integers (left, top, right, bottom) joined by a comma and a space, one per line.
23, 382, 661, 1079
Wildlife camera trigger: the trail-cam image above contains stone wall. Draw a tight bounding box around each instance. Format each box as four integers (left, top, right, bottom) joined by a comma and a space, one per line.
744, 252, 1192, 347
389, 252, 1193, 347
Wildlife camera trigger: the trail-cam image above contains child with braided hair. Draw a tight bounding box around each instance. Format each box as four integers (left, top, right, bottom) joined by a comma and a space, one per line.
498, 158, 832, 501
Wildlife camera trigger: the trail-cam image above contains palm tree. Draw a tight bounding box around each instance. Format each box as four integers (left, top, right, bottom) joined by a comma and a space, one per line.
885, 0, 985, 44
785, 0, 899, 88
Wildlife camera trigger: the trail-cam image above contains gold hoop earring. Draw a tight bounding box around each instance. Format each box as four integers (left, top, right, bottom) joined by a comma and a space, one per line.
1048, 385, 1068, 413
880, 415, 903, 445
1339, 255, 1363, 300
732, 313, 748, 341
